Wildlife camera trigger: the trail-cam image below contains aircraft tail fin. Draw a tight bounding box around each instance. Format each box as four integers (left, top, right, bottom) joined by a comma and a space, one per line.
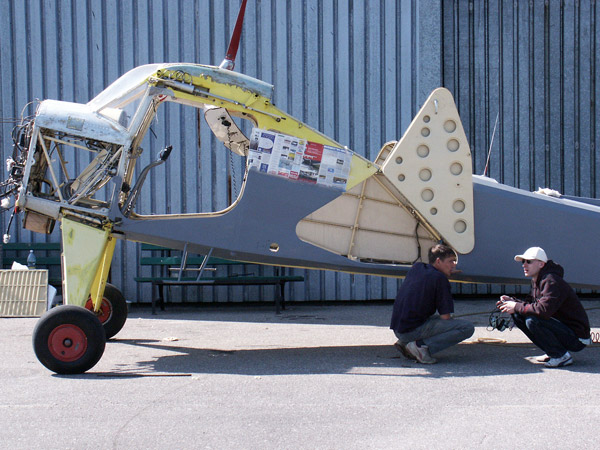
380, 88, 475, 254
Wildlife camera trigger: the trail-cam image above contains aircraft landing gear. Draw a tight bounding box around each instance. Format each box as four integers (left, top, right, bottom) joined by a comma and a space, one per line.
84, 283, 127, 339
33, 305, 106, 374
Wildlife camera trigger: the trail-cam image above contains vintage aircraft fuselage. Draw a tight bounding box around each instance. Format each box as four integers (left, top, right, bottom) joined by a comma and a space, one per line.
4, 58, 599, 377
6, 62, 600, 310
6, 0, 596, 375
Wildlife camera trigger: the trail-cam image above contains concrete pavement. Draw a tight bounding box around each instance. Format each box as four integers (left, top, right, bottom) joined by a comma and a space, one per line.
1, 299, 599, 449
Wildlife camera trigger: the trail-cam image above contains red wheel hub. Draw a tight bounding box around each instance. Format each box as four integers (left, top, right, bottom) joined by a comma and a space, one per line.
85, 297, 112, 324
48, 324, 88, 362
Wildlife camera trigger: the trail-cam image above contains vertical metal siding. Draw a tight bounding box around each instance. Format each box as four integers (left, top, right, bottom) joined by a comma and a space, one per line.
1, 1, 597, 302
442, 0, 599, 195
442, 0, 599, 295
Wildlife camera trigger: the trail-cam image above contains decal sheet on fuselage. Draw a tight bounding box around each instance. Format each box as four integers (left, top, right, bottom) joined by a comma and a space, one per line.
248, 128, 352, 190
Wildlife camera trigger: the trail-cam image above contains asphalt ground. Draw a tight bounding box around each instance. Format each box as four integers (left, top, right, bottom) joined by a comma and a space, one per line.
1, 299, 599, 449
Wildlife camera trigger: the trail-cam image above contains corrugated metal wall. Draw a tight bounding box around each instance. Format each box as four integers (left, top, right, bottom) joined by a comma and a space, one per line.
443, 0, 600, 295
0, 0, 598, 302
444, 0, 599, 195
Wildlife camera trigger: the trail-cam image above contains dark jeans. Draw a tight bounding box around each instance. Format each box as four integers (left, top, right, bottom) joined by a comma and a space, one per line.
512, 313, 585, 358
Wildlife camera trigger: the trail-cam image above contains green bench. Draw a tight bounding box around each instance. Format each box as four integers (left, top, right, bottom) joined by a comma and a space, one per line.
134, 244, 304, 314
1, 242, 62, 287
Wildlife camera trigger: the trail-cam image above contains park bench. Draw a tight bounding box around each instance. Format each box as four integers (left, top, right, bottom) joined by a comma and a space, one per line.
134, 244, 304, 314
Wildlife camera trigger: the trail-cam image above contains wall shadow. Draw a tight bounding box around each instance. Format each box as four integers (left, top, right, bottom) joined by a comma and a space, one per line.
88, 338, 598, 379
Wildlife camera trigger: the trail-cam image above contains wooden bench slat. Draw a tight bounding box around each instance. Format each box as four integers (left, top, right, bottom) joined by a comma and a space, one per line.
2, 242, 61, 251
9, 257, 61, 265
134, 275, 305, 283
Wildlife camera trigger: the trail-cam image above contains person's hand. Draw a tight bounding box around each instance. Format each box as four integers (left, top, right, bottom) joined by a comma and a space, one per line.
496, 295, 512, 308
498, 299, 517, 314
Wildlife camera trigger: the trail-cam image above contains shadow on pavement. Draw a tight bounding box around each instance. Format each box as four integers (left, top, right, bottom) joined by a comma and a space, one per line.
84, 338, 598, 379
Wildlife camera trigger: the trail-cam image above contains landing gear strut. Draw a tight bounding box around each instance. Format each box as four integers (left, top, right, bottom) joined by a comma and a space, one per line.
84, 283, 127, 339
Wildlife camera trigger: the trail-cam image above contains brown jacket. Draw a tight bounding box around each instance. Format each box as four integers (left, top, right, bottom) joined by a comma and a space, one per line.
514, 260, 590, 339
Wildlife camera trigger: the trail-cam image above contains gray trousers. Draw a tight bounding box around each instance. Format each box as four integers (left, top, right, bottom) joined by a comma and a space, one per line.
394, 315, 474, 355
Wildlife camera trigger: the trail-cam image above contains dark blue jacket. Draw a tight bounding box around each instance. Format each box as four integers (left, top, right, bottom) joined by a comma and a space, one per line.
390, 262, 454, 334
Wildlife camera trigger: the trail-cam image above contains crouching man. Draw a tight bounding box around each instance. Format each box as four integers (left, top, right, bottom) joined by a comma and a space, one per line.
498, 247, 591, 368
390, 244, 474, 364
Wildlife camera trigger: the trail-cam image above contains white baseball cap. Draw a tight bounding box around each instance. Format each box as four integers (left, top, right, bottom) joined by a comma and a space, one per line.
514, 247, 548, 263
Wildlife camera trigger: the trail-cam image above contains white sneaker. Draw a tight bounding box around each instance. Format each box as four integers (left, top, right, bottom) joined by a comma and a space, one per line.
544, 352, 573, 368
394, 341, 416, 360
406, 341, 437, 364
535, 354, 550, 363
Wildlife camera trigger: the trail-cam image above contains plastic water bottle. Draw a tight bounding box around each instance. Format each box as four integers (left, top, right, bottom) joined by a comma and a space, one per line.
27, 249, 36, 268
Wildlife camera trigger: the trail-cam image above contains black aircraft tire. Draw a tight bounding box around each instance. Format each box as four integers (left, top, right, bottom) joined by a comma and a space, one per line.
33, 305, 106, 375
84, 283, 128, 339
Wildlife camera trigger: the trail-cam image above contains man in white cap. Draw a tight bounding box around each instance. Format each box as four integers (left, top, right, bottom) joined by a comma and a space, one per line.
498, 246, 591, 368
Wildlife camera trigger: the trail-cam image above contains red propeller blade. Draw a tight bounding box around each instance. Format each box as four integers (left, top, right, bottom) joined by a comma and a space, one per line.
219, 0, 248, 70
